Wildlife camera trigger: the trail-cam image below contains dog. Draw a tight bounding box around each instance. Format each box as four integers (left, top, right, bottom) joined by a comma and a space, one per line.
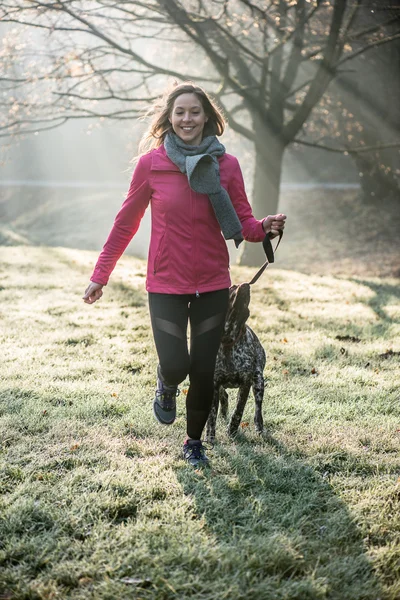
206, 282, 266, 442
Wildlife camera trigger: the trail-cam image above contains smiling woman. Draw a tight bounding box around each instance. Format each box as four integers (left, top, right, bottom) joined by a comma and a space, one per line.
169, 93, 208, 146
82, 81, 286, 467
137, 82, 225, 154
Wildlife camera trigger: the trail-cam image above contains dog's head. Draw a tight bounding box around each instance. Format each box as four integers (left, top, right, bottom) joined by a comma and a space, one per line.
221, 283, 251, 343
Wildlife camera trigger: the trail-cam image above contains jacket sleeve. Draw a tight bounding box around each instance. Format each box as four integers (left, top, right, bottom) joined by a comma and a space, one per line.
227, 156, 266, 243
91, 155, 151, 285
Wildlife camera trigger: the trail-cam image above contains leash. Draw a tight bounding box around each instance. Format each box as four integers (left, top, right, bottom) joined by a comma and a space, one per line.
248, 229, 283, 285
220, 230, 283, 349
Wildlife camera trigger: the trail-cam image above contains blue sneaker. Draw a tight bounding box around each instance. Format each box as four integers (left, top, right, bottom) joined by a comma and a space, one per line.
153, 366, 179, 425
183, 439, 210, 467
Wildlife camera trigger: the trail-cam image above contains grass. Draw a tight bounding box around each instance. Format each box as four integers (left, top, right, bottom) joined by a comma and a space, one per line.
0, 245, 399, 600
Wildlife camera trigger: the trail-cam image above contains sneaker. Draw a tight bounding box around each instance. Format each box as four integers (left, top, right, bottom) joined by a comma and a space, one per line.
183, 439, 210, 467
153, 365, 179, 425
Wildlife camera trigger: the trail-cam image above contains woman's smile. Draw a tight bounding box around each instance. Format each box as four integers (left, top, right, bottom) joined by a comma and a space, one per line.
170, 93, 208, 145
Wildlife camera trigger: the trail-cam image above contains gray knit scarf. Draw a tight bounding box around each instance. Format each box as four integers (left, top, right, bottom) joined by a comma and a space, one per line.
164, 133, 243, 247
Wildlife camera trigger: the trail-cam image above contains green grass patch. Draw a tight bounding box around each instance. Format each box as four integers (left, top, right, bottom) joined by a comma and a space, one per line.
0, 246, 399, 599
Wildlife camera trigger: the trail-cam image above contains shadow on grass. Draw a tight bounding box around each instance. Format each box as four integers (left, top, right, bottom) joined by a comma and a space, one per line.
174, 435, 382, 600
350, 278, 400, 324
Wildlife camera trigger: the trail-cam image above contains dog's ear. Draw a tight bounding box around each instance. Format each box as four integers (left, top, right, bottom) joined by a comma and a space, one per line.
228, 285, 239, 307
231, 283, 250, 325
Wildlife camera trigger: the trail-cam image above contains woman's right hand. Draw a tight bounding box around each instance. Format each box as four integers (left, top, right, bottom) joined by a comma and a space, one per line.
83, 282, 104, 304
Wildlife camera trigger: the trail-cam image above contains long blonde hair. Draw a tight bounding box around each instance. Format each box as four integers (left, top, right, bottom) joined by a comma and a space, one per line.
138, 82, 226, 156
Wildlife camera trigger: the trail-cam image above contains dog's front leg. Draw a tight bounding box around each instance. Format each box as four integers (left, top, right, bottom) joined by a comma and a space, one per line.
219, 387, 228, 420
228, 383, 251, 437
252, 372, 264, 434
206, 386, 220, 442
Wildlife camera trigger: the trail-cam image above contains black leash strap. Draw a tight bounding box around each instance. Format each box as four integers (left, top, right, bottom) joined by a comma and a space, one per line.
248, 229, 283, 285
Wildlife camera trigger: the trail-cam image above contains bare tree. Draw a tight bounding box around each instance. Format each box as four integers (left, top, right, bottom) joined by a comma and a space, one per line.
1, 0, 399, 263
294, 0, 400, 203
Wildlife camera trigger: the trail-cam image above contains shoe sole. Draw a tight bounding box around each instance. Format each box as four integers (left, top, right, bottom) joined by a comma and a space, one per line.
153, 401, 176, 425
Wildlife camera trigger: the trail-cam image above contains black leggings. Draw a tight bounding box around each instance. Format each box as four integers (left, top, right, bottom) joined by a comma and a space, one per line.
148, 289, 229, 440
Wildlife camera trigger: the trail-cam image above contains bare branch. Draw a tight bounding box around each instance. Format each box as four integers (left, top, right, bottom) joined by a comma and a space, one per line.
52, 91, 158, 103
283, 0, 347, 142
336, 32, 400, 66
294, 139, 400, 154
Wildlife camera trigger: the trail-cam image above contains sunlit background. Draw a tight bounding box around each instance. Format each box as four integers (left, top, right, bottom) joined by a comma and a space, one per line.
0, 0, 399, 274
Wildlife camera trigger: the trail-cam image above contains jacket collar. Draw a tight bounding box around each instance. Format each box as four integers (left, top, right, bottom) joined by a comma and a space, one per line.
150, 143, 224, 172
151, 145, 180, 172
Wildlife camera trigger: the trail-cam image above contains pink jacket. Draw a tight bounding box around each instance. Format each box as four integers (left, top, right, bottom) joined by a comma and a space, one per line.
91, 145, 266, 294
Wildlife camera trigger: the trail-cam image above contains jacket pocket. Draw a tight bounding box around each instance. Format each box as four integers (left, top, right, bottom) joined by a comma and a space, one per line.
153, 232, 166, 275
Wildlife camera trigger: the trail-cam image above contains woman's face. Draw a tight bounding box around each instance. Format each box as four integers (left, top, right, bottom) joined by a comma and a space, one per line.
169, 93, 208, 145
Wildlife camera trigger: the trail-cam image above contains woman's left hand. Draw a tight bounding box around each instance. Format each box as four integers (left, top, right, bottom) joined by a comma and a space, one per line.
262, 213, 287, 238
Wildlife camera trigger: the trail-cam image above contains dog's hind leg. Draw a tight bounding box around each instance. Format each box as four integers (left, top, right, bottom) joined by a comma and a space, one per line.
206, 387, 220, 442
252, 371, 264, 434
228, 383, 251, 437
219, 387, 229, 420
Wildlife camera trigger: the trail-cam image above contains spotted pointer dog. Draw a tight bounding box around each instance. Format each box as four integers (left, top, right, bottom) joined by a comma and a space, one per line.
206, 282, 266, 442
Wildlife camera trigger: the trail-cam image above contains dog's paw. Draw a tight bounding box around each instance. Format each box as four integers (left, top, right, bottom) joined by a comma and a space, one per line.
254, 420, 264, 435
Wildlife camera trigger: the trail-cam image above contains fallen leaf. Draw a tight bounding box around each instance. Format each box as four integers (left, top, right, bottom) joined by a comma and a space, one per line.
311, 367, 317, 375
281, 338, 288, 343
182, 388, 188, 395
78, 577, 93, 586
240, 422, 249, 428
282, 369, 289, 375
42, 410, 48, 416
70, 443, 80, 452
111, 393, 118, 397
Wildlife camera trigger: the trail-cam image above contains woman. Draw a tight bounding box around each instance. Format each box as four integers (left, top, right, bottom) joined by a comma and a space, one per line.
83, 82, 286, 467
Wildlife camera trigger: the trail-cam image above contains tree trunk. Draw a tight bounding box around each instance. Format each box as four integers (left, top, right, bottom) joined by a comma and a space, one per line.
239, 127, 285, 266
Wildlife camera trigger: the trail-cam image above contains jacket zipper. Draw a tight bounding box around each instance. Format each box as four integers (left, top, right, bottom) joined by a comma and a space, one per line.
191, 188, 200, 297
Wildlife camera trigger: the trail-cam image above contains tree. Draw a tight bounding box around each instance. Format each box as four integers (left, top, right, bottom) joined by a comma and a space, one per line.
293, 0, 400, 203
1, 0, 399, 263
